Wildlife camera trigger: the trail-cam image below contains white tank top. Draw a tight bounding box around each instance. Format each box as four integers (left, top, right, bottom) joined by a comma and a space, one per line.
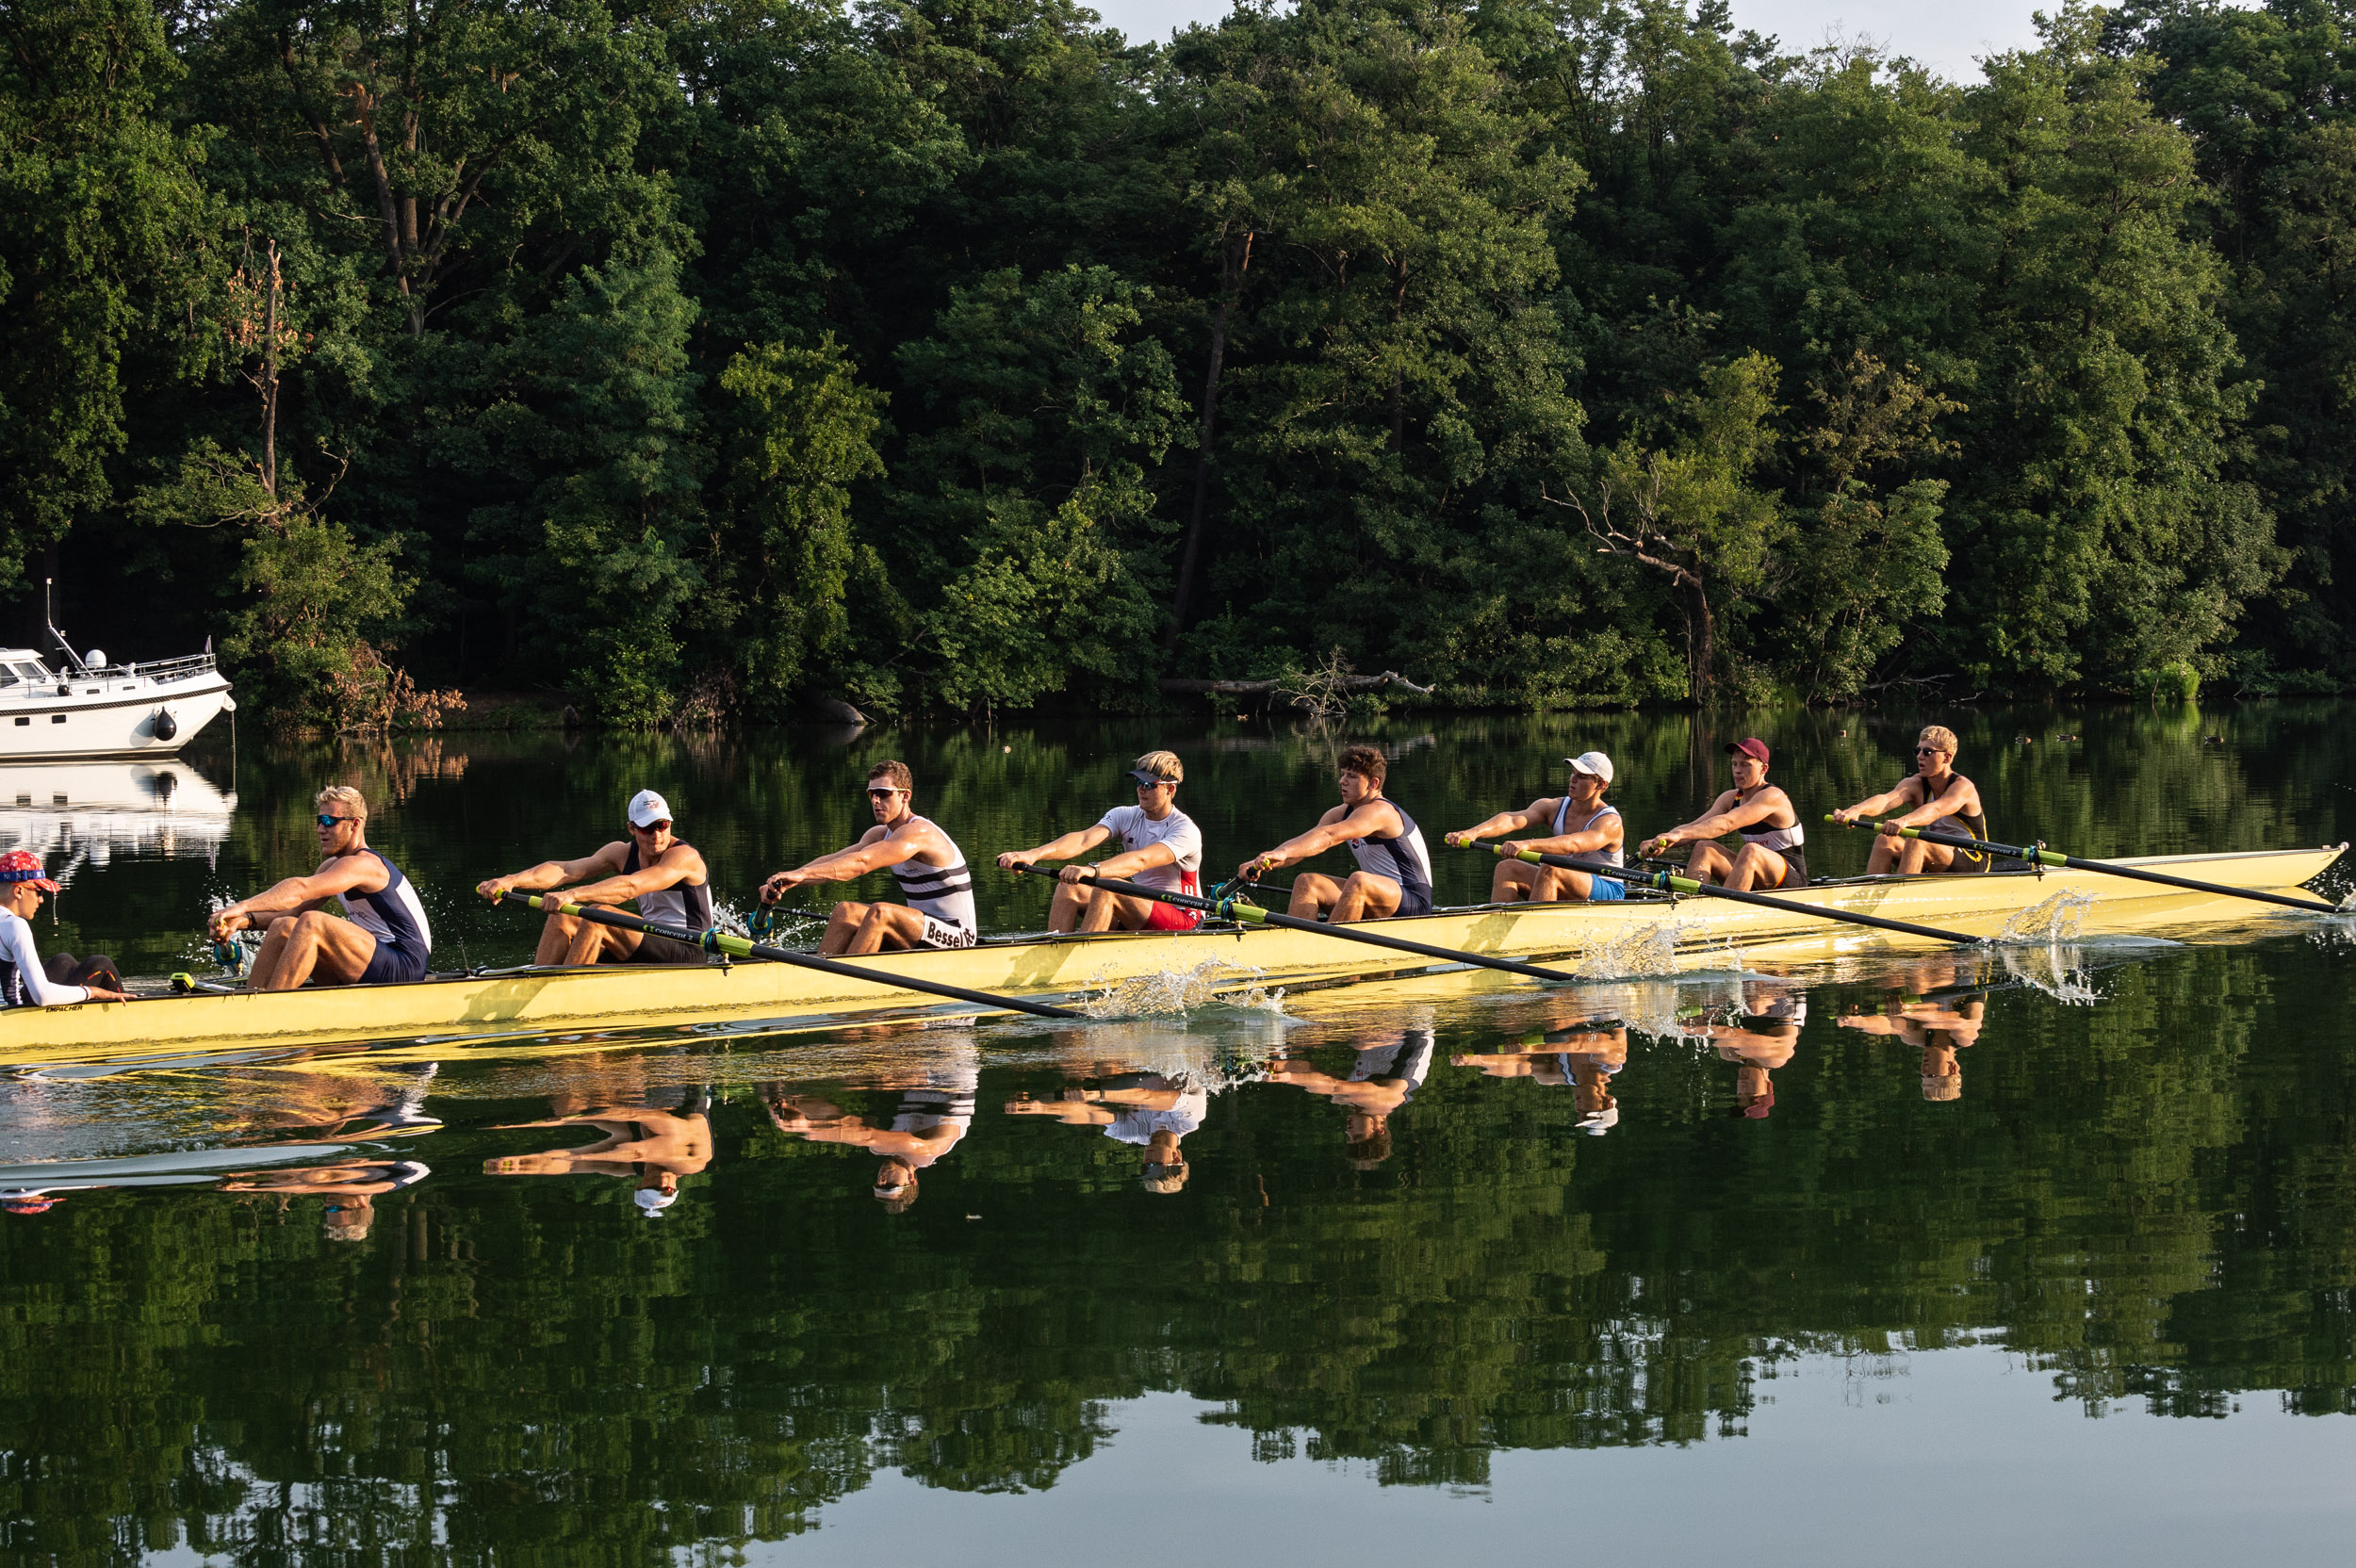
889, 817, 977, 933
1551, 797, 1623, 865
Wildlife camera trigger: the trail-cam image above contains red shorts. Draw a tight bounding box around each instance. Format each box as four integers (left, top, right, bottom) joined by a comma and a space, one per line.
1144, 898, 1203, 932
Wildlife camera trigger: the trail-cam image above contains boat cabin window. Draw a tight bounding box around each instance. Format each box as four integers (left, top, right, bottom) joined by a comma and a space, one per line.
13, 662, 47, 682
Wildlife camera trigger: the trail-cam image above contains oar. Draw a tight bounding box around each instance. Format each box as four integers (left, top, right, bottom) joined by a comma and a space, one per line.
1474, 845, 1985, 945
496, 891, 1082, 1020
1830, 819, 2346, 916
1008, 864, 1586, 984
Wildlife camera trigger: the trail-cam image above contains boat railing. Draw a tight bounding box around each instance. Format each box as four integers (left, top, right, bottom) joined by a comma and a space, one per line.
128, 653, 220, 685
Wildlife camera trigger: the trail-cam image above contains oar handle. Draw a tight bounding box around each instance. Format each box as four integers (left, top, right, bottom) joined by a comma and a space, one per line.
1019, 862, 1585, 984
495, 890, 1083, 1020
1823, 818, 2343, 915
1470, 841, 1982, 945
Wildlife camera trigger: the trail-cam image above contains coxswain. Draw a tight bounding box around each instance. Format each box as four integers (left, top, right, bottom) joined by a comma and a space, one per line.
1235, 744, 1433, 923
1637, 738, 1808, 890
0, 849, 128, 1004
1829, 724, 1993, 874
1443, 750, 1626, 902
761, 760, 978, 954
996, 750, 1206, 932
209, 786, 433, 988
474, 789, 714, 965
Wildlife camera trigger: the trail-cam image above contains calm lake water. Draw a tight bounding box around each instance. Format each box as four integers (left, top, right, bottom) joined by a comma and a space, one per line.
5, 703, 2356, 1565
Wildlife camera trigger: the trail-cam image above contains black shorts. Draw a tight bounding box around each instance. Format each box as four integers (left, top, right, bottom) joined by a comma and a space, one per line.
612, 931, 710, 965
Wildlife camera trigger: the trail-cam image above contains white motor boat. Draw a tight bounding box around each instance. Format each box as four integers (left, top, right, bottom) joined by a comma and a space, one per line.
0, 586, 235, 760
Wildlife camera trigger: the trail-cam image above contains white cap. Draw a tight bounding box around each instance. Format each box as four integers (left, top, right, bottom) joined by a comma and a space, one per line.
633, 1186, 676, 1217
628, 789, 673, 827
1567, 750, 1614, 785
1578, 1105, 1620, 1135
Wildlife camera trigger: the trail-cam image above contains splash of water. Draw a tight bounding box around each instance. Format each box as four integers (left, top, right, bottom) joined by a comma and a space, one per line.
1078, 957, 1288, 1020
180, 894, 258, 975
1991, 890, 2098, 946
1575, 919, 1692, 980
711, 900, 823, 944
1999, 941, 2102, 1005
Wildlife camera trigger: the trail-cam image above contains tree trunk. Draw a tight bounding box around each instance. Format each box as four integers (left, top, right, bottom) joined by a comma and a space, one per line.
1166, 230, 1252, 650
259, 240, 281, 504
1684, 571, 1715, 708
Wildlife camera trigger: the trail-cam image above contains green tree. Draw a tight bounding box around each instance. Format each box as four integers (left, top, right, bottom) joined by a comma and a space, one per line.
709, 335, 888, 715
891, 264, 1190, 711
0, 0, 214, 591
1549, 351, 1781, 704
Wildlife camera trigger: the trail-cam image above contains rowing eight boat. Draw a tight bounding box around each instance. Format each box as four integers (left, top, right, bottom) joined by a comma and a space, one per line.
6, 846, 2343, 1066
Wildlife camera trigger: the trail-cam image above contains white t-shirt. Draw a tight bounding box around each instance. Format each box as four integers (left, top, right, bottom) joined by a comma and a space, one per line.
0, 910, 87, 1005
1095, 805, 1203, 893
1104, 1086, 1209, 1145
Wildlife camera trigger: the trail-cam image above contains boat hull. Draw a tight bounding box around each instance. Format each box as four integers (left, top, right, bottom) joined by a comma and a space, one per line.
7, 846, 2343, 1066
0, 677, 234, 760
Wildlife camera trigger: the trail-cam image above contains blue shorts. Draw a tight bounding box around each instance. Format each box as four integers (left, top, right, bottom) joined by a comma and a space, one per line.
357, 937, 431, 985
1587, 874, 1628, 903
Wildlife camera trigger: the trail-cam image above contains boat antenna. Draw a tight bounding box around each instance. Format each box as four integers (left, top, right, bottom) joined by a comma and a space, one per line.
42, 579, 89, 678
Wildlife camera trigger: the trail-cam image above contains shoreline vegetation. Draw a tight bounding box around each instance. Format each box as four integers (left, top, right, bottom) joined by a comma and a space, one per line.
5, 0, 2352, 729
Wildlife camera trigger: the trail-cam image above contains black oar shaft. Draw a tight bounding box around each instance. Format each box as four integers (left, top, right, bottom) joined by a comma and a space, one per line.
1015, 865, 1584, 984
499, 891, 1081, 1020
1502, 848, 1983, 945
1890, 825, 2345, 916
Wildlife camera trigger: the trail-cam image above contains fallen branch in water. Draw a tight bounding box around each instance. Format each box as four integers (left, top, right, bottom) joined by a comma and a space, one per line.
1159, 670, 1433, 698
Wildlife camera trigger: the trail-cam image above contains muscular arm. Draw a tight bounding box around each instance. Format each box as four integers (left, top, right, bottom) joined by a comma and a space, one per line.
1443, 800, 1548, 848
1651, 788, 1791, 852
1638, 792, 1741, 856
1831, 779, 1922, 825
477, 843, 631, 900
214, 854, 388, 937
765, 825, 910, 899
997, 825, 1113, 870
564, 843, 709, 907
1885, 776, 1980, 832
1511, 808, 1624, 859
1246, 801, 1397, 875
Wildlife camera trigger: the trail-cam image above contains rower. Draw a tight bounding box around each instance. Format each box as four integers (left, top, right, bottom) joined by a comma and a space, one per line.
995, 750, 1205, 933
1443, 750, 1626, 903
209, 787, 433, 989
761, 760, 978, 954
1829, 724, 1993, 874
1637, 737, 1808, 890
1235, 743, 1432, 923
474, 789, 714, 966
0, 849, 128, 1004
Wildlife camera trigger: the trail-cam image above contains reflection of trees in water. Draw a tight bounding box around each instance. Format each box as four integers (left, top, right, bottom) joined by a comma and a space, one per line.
8, 944, 2356, 1556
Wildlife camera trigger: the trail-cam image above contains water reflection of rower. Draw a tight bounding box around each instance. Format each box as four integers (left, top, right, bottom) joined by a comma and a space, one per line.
1452, 1011, 1628, 1135
1005, 1072, 1209, 1194
220, 1158, 431, 1241
1703, 979, 1808, 1119
1269, 1027, 1434, 1169
484, 1089, 713, 1218
1840, 956, 1988, 1102
761, 1048, 978, 1213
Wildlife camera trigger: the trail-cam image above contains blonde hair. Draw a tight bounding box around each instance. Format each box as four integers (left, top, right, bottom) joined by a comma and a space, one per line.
315, 785, 369, 821
1133, 749, 1184, 784
1917, 726, 1959, 756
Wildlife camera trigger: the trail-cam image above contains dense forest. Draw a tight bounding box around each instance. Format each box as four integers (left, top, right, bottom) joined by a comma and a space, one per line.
4, 0, 2353, 722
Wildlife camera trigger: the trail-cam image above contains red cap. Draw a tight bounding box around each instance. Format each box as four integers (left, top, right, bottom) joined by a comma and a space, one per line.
1726, 738, 1771, 766
0, 850, 58, 892
1, 1193, 58, 1214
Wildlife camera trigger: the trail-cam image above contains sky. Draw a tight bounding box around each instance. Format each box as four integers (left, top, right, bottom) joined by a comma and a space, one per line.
1088, 0, 2053, 82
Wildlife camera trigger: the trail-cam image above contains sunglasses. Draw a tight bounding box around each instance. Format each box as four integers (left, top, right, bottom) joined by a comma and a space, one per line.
630, 819, 672, 834
866, 786, 907, 799
315, 814, 355, 828
1916, 745, 1948, 756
